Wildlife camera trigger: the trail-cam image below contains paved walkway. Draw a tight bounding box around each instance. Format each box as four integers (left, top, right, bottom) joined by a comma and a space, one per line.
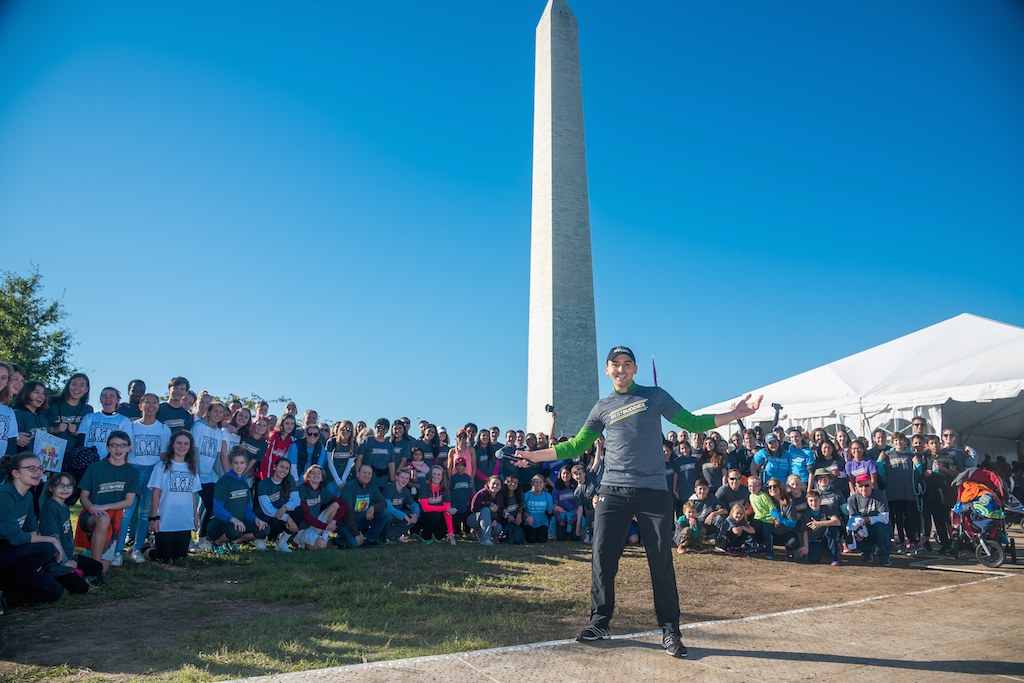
237, 569, 1024, 683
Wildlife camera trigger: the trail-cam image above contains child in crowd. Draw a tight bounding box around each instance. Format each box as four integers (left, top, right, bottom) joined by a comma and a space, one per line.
805, 489, 842, 565
523, 474, 553, 544
687, 479, 725, 538
382, 467, 419, 543
39, 473, 104, 591
147, 431, 202, 563
501, 475, 524, 544
448, 460, 472, 537
208, 448, 270, 552
78, 431, 140, 573
417, 465, 456, 546
406, 446, 430, 498
256, 457, 300, 552
552, 465, 580, 541
674, 501, 705, 553
717, 503, 755, 556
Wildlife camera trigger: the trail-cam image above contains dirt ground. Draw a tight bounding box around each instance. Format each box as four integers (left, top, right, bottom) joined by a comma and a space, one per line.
0, 543, 1017, 683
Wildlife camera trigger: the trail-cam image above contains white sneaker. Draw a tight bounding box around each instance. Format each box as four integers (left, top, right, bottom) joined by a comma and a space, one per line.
189, 539, 200, 553
130, 549, 146, 564
111, 553, 124, 567
254, 539, 268, 551
275, 540, 292, 553
196, 538, 213, 552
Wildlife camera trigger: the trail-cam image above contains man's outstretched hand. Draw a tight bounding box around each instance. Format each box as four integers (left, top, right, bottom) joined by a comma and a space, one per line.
733, 394, 764, 419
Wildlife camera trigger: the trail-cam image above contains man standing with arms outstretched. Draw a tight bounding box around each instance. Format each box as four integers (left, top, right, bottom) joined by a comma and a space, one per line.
516, 346, 761, 658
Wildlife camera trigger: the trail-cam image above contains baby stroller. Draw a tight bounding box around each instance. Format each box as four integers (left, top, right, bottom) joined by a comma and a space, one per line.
951, 468, 1017, 568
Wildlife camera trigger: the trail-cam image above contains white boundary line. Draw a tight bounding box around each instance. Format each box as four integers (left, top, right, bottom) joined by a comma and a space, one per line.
234, 571, 1016, 681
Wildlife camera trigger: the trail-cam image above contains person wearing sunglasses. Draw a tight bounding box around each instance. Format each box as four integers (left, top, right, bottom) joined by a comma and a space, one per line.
846, 474, 892, 566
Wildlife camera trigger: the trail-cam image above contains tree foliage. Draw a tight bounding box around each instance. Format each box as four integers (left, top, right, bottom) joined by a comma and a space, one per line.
0, 267, 76, 391
210, 392, 293, 412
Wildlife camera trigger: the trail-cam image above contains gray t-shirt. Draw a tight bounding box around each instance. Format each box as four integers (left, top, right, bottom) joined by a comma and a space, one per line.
881, 451, 918, 502
583, 385, 687, 491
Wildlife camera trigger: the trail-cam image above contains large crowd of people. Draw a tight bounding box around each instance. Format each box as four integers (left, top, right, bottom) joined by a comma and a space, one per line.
1, 364, 1021, 611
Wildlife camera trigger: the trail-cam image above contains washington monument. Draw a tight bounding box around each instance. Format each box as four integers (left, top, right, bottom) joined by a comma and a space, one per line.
526, 0, 598, 437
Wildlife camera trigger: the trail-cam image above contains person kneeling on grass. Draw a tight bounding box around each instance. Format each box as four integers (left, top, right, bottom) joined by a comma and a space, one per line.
805, 489, 841, 566
674, 501, 705, 553
40, 473, 103, 592
208, 448, 270, 552
846, 474, 892, 567
256, 457, 300, 552
717, 503, 755, 556
291, 464, 348, 550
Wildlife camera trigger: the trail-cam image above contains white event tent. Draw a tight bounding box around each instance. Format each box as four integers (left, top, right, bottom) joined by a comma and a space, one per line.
698, 314, 1024, 462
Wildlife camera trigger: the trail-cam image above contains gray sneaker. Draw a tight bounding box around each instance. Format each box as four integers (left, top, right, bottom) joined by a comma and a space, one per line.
663, 633, 688, 658
576, 624, 611, 642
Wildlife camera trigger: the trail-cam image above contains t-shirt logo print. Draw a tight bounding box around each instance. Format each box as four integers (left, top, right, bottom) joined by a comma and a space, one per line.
87, 422, 116, 445
134, 436, 162, 458
199, 436, 218, 459
608, 400, 648, 425
169, 472, 193, 493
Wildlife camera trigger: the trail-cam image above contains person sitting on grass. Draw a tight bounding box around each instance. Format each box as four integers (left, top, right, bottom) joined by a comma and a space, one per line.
0, 453, 64, 605
805, 489, 842, 566
717, 503, 756, 556
40, 472, 104, 593
256, 457, 300, 553
382, 467, 419, 543
747, 475, 773, 547
291, 464, 346, 551
846, 474, 892, 567
523, 473, 553, 544
338, 464, 388, 548
416, 465, 457, 546
761, 477, 803, 560
673, 501, 705, 553
501, 475, 525, 544
686, 479, 725, 539
78, 431, 139, 574
208, 449, 271, 553
467, 475, 504, 545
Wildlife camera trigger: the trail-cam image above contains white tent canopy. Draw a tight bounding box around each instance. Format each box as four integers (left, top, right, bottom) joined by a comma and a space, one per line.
699, 314, 1024, 461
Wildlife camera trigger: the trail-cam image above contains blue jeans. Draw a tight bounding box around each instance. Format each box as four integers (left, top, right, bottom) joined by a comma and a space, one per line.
117, 463, 155, 554
852, 522, 892, 561
336, 511, 388, 547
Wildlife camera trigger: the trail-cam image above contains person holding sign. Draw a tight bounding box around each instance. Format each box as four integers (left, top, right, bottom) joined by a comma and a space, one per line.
14, 382, 50, 453
77, 431, 139, 574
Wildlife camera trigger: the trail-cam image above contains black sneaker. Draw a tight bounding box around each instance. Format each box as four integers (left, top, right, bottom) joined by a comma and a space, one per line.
663, 633, 688, 658
86, 575, 107, 588
862, 553, 873, 563
576, 624, 611, 642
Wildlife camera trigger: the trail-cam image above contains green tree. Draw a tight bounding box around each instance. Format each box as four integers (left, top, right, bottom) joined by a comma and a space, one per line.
0, 267, 75, 391
211, 392, 292, 412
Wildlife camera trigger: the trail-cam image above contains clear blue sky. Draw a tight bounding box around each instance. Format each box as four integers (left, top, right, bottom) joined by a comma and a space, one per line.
1, 0, 1022, 435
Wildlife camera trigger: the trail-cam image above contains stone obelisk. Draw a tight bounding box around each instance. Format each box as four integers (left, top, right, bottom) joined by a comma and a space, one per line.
526, 0, 598, 438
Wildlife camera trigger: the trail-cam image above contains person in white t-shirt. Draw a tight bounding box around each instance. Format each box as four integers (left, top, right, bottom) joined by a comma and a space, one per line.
147, 430, 201, 563
120, 394, 172, 563
190, 403, 228, 552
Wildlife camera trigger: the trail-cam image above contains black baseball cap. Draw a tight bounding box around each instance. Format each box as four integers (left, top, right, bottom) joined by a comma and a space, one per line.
606, 346, 636, 363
